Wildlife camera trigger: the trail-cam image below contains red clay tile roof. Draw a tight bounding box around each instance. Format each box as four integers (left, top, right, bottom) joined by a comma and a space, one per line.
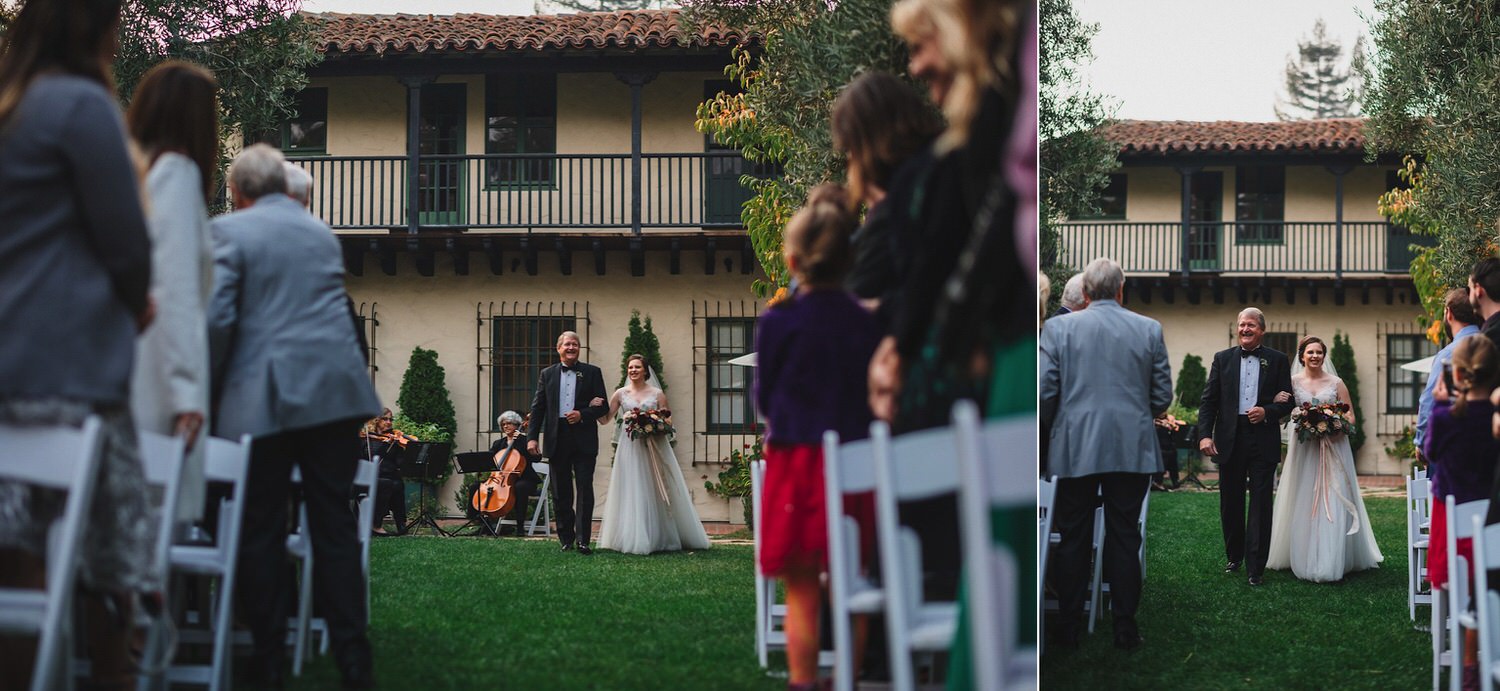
1101, 118, 1367, 156
311, 9, 748, 55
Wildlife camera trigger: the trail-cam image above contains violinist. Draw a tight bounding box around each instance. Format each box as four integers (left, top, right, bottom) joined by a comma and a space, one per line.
486, 410, 541, 536
362, 408, 412, 536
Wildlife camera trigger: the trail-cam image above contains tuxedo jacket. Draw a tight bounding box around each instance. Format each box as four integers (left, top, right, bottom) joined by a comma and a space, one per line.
1196, 346, 1294, 460
526, 361, 609, 458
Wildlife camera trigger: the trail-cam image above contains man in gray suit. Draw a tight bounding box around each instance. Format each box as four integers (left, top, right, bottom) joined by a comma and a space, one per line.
1040, 257, 1171, 651
209, 144, 381, 688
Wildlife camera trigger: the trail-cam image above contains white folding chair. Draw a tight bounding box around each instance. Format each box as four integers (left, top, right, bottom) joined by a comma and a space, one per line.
822, 432, 883, 691
0, 417, 105, 691
750, 458, 779, 668
1412, 477, 1435, 622
526, 461, 553, 537
871, 420, 960, 691
134, 430, 187, 689
955, 402, 1037, 691
284, 467, 320, 676
1037, 476, 1057, 653
354, 457, 378, 621
1469, 517, 1500, 691
1438, 497, 1491, 691
166, 434, 251, 691
1090, 488, 1151, 633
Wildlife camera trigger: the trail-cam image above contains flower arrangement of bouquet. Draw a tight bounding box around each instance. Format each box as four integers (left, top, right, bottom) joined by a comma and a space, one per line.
623, 408, 674, 440
1290, 400, 1355, 442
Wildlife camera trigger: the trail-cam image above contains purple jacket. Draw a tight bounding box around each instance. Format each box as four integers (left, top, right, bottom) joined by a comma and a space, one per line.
754, 290, 881, 445
1425, 398, 1500, 503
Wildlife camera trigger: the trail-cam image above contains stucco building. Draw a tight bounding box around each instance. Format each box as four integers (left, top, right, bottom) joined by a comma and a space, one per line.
282, 10, 768, 521
1056, 119, 1429, 474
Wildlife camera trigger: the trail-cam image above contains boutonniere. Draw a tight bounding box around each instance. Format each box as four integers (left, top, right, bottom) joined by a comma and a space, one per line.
1259, 358, 1268, 369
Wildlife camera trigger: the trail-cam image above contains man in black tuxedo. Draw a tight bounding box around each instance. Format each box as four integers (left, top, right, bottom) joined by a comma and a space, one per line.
527, 331, 609, 554
1196, 307, 1293, 586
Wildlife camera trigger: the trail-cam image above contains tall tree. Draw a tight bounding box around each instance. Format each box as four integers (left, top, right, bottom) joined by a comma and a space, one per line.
1274, 19, 1365, 121
114, 0, 321, 167
1039, 0, 1117, 302
1363, 0, 1500, 324
686, 0, 911, 298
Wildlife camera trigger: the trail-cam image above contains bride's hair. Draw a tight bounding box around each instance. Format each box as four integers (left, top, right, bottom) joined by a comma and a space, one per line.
626, 353, 647, 372
1296, 335, 1327, 366
1451, 336, 1500, 418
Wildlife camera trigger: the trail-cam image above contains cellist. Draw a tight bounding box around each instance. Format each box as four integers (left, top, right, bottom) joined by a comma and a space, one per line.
487, 410, 541, 536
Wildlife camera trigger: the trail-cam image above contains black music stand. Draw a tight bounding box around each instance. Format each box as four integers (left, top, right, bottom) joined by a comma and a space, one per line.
400, 442, 453, 536
451, 451, 503, 537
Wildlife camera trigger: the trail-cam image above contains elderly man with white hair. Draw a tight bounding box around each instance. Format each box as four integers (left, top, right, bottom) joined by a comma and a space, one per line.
1053, 272, 1086, 317
1040, 257, 1171, 651
208, 143, 381, 688
283, 161, 313, 207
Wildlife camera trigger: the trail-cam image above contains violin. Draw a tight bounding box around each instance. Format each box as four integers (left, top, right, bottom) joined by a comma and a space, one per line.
472, 439, 526, 518
367, 429, 417, 447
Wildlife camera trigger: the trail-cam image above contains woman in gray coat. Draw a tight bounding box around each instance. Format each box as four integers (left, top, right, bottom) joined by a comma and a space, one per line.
0, 0, 158, 686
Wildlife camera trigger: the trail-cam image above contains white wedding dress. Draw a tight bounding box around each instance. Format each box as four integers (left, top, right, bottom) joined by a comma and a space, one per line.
1266, 375, 1383, 582
597, 389, 711, 555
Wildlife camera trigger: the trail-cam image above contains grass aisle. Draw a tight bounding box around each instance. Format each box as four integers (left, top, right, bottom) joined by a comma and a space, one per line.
1041, 492, 1429, 690
284, 537, 781, 690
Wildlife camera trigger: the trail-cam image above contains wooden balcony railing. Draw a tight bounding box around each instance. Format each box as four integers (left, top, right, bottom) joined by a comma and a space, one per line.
286, 152, 775, 232
1055, 221, 1433, 276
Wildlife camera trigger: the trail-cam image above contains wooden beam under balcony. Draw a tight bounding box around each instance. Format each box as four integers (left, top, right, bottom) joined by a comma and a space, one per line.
629, 237, 645, 276
556, 238, 572, 276
412, 239, 435, 277
669, 239, 681, 275
379, 241, 397, 276
483, 237, 503, 275
343, 243, 364, 276
448, 238, 468, 276
704, 239, 717, 276
741, 239, 754, 275
521, 237, 538, 276
593, 239, 607, 276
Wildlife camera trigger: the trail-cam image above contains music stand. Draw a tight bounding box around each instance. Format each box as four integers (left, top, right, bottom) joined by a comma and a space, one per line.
400, 442, 453, 536
451, 451, 502, 537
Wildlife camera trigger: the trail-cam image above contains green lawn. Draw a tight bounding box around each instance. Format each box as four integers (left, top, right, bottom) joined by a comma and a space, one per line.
1040, 492, 1429, 690
276, 537, 781, 690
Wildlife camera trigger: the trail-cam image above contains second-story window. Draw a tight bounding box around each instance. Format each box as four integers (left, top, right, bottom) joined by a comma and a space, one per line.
1235, 165, 1284, 244
281, 88, 327, 156
1072, 173, 1127, 220
485, 74, 557, 187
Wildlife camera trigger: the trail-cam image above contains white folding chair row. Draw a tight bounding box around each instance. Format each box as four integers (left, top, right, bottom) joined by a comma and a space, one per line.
822, 433, 882, 691
165, 434, 252, 691
1470, 515, 1500, 691
134, 431, 187, 689
1413, 476, 1435, 622
1037, 476, 1056, 654
1090, 488, 1151, 634
0, 417, 105, 691
954, 402, 1037, 691
749, 458, 781, 669
1435, 497, 1490, 691
871, 420, 961, 691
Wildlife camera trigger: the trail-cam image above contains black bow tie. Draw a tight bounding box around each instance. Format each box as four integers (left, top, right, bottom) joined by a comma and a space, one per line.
560, 364, 576, 373
1241, 348, 1260, 359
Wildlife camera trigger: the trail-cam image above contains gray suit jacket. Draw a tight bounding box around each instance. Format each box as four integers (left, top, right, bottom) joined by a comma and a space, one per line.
207, 194, 380, 439
1039, 300, 1173, 478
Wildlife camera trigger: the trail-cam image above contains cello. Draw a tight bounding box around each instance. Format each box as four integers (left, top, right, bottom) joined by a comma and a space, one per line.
472, 441, 526, 519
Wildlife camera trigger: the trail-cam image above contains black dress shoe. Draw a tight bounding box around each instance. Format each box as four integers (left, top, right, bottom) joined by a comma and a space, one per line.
1248, 575, 1264, 586
1049, 623, 1081, 650
340, 661, 376, 690
1113, 630, 1144, 651
576, 542, 593, 555
1224, 561, 1242, 573
242, 651, 286, 689
560, 542, 574, 552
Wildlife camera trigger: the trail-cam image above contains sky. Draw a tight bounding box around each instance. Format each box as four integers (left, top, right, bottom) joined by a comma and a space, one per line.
1073, 0, 1379, 122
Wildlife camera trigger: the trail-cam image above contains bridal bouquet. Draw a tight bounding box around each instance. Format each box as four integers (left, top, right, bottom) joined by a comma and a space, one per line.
623, 408, 674, 440
1290, 401, 1355, 442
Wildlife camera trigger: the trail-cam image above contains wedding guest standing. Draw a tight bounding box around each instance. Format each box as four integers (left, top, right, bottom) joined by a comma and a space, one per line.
0, 0, 159, 686
1040, 257, 1171, 651
756, 184, 881, 690
210, 144, 382, 688
126, 60, 218, 525
1417, 288, 1482, 454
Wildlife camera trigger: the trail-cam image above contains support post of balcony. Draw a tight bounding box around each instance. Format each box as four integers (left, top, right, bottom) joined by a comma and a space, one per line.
1327, 164, 1352, 302
616, 72, 658, 237
400, 76, 435, 235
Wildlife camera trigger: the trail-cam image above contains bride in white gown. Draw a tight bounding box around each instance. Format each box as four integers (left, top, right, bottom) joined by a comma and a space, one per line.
596, 355, 711, 555
1266, 336, 1383, 582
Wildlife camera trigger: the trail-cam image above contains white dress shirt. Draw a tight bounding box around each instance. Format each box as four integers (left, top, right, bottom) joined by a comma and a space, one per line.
1237, 351, 1260, 415
558, 367, 577, 418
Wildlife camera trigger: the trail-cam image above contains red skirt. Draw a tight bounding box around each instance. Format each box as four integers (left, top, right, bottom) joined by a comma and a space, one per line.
758, 442, 877, 576
1430, 499, 1473, 589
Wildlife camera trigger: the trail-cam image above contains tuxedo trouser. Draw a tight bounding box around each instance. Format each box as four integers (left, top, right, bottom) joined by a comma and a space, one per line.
236, 419, 370, 671
1218, 416, 1277, 577
1053, 473, 1151, 630
549, 422, 596, 546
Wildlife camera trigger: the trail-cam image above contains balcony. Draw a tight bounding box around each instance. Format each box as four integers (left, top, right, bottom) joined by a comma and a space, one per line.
1055, 221, 1433, 277
287, 151, 773, 233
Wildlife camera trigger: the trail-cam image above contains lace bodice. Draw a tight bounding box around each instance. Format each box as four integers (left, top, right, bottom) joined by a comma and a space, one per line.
1293, 375, 1341, 406
620, 388, 661, 413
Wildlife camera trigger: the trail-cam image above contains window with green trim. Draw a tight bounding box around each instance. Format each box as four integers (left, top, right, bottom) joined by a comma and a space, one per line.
281, 88, 327, 156
485, 73, 556, 187
1235, 165, 1284, 244
1072, 173, 1127, 220
1387, 334, 1437, 414
706, 319, 755, 434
